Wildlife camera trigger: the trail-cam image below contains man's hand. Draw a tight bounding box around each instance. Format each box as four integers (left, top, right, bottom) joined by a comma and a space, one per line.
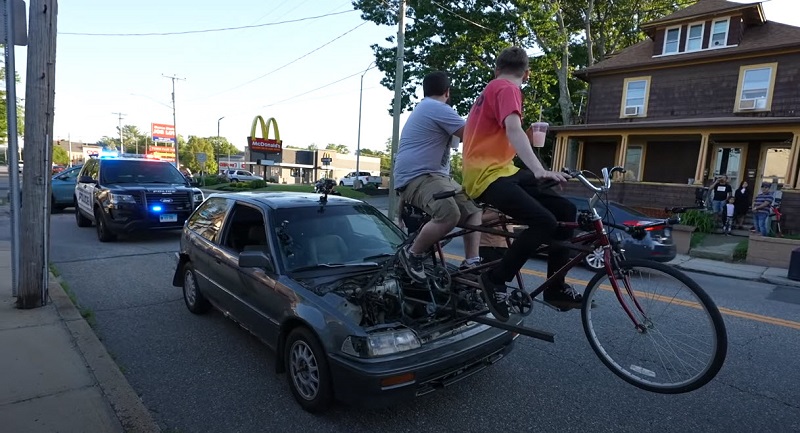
534, 169, 571, 184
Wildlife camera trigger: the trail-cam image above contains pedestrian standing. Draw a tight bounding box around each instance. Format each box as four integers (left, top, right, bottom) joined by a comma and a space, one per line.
733, 180, 751, 229
723, 197, 735, 235
752, 182, 774, 236
710, 175, 732, 226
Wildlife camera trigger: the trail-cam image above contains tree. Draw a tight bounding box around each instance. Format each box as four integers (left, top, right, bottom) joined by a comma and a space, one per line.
358, 147, 391, 176
180, 135, 217, 174
326, 143, 349, 154
0, 66, 25, 143
52, 146, 69, 165
307, 143, 319, 150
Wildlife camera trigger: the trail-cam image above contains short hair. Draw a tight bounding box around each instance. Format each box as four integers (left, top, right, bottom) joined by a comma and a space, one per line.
496, 46, 529, 76
422, 71, 450, 97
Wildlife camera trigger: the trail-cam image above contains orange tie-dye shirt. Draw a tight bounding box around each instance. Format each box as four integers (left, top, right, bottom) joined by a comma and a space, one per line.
462, 79, 522, 199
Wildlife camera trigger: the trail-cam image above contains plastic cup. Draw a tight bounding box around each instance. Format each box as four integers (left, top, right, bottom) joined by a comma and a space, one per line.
529, 122, 549, 147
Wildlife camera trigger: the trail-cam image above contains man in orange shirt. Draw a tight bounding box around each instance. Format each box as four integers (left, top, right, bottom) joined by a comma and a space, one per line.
462, 46, 578, 322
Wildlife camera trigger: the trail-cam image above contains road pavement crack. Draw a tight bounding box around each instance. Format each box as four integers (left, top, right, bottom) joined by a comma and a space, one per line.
51, 251, 176, 265
718, 380, 800, 410
92, 297, 184, 313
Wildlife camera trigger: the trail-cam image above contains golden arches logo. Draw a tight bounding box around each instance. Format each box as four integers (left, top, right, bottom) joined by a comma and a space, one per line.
247, 115, 282, 153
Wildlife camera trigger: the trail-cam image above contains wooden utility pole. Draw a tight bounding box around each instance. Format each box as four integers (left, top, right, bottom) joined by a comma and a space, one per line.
18, 0, 58, 309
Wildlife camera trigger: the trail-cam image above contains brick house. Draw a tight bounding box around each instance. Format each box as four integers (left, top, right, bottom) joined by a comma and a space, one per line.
550, 0, 800, 229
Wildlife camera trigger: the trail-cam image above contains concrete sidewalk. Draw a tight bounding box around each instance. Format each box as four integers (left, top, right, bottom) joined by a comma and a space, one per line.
0, 240, 161, 432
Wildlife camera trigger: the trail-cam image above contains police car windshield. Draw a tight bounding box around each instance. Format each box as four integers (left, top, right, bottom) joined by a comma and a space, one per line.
101, 160, 187, 185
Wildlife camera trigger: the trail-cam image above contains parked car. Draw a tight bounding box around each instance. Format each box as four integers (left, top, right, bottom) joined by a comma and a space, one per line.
564, 195, 677, 270
228, 170, 261, 183
339, 171, 382, 187
173, 192, 520, 412
51, 165, 82, 210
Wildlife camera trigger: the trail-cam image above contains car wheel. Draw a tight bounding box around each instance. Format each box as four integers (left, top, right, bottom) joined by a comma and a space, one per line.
94, 208, 117, 242
285, 327, 332, 413
75, 200, 92, 227
231, 178, 238, 183
182, 262, 210, 314
583, 246, 606, 271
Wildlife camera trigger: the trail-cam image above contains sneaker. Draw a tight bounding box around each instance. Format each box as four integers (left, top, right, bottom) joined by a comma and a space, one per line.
399, 245, 427, 283
459, 259, 481, 273
479, 272, 509, 322
543, 284, 583, 311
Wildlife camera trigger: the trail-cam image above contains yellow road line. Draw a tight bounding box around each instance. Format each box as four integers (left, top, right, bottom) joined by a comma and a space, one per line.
443, 253, 800, 330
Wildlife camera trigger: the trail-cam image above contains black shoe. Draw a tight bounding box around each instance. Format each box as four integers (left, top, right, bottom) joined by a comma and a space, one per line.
479, 272, 509, 322
543, 284, 583, 311
398, 245, 427, 283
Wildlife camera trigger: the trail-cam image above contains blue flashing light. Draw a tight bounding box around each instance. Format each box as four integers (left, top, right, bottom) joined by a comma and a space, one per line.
99, 150, 119, 159
151, 205, 163, 212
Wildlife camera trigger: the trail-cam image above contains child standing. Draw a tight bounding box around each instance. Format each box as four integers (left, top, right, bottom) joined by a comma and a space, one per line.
723, 197, 735, 235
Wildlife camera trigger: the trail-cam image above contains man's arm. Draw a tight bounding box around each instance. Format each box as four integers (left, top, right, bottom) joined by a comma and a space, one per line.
503, 114, 568, 182
452, 126, 465, 139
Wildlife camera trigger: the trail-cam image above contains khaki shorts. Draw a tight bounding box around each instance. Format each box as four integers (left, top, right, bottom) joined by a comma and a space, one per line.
400, 174, 480, 225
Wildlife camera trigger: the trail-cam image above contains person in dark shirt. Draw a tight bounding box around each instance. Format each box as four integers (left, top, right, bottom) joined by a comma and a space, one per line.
733, 180, 751, 229
710, 176, 733, 225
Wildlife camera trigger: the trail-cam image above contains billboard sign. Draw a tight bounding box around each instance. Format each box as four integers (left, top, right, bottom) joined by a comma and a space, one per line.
247, 115, 282, 154
151, 123, 176, 141
149, 123, 176, 163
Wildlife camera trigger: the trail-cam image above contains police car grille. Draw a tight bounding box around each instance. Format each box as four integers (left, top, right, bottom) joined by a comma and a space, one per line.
145, 192, 192, 210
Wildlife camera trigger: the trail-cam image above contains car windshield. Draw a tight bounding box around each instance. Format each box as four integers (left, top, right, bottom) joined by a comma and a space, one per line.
100, 160, 188, 185
273, 203, 404, 272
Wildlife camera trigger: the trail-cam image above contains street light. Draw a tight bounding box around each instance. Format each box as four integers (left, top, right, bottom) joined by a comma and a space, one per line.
218, 116, 225, 171
355, 61, 375, 189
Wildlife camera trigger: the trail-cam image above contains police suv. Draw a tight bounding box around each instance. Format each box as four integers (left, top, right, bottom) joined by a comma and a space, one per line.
74, 153, 204, 242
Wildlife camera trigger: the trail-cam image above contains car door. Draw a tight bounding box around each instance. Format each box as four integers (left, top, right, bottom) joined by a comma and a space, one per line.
218, 202, 283, 345
184, 197, 231, 307
75, 160, 98, 218
52, 166, 81, 205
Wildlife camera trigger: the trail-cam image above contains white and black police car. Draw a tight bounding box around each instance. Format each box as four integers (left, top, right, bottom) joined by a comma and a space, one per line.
74, 152, 204, 242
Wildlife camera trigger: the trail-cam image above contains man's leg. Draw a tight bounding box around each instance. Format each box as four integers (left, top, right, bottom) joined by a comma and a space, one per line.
449, 177, 482, 264
398, 175, 461, 282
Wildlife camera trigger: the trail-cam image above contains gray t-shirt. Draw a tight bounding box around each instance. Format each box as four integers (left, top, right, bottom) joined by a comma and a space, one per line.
393, 98, 465, 189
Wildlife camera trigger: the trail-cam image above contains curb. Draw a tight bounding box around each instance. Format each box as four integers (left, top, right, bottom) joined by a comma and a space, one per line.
673, 262, 800, 288
49, 274, 162, 433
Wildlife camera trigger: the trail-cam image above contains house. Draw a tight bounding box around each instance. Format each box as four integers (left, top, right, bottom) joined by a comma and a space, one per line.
550, 0, 800, 230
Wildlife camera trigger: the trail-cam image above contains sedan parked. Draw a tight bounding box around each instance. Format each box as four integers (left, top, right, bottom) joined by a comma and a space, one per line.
173, 192, 520, 412
564, 195, 676, 270
227, 170, 261, 183
52, 165, 82, 210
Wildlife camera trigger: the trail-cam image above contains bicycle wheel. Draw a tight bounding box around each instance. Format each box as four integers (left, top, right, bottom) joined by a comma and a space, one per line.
581, 259, 727, 394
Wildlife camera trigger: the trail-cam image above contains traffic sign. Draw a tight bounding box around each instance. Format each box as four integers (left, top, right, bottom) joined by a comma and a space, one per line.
196, 152, 207, 163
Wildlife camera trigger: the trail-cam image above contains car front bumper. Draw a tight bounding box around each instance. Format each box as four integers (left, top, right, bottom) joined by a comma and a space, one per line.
326, 323, 518, 408
102, 204, 191, 233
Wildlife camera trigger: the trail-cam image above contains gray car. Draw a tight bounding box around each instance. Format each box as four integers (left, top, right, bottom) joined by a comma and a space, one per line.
172, 192, 520, 413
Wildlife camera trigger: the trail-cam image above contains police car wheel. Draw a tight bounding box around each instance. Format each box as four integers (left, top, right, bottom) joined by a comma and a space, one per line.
94, 208, 117, 242
75, 201, 92, 227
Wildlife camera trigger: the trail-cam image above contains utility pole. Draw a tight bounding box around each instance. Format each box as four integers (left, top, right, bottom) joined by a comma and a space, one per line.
355, 61, 374, 190
387, 0, 406, 223
217, 116, 224, 171
112, 111, 125, 152
68, 133, 72, 166
163, 74, 185, 168
19, 0, 58, 309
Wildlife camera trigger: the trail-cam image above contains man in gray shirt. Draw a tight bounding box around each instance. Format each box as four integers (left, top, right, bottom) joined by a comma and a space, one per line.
394, 71, 482, 283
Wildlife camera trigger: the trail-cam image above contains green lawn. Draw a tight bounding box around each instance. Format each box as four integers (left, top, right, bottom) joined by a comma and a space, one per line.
204, 182, 368, 199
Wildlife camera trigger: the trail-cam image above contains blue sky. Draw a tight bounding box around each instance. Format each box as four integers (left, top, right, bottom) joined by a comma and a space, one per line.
8, 0, 800, 153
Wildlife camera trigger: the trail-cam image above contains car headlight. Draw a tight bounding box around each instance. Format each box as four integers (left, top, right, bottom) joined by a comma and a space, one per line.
109, 193, 136, 204
192, 192, 204, 205
340, 330, 421, 358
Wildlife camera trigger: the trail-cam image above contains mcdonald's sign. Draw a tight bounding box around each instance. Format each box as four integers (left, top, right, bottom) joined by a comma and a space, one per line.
248, 115, 282, 153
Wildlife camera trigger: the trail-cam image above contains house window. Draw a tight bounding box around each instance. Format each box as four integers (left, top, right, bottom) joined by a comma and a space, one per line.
735, 63, 778, 112
663, 27, 681, 54
624, 145, 644, 181
711, 19, 729, 47
685, 23, 704, 51
620, 77, 650, 118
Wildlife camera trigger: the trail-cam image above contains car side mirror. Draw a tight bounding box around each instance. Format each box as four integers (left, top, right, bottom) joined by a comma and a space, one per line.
238, 250, 275, 273
78, 176, 96, 184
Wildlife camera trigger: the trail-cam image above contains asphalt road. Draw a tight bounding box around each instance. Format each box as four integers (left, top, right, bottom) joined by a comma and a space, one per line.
47, 209, 800, 433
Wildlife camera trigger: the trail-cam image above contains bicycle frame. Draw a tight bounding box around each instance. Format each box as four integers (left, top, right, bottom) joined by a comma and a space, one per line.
416, 167, 666, 337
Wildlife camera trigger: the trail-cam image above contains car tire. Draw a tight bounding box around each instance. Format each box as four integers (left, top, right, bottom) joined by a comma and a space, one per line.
583, 245, 606, 271
182, 262, 211, 314
285, 327, 333, 413
75, 199, 92, 227
94, 208, 117, 242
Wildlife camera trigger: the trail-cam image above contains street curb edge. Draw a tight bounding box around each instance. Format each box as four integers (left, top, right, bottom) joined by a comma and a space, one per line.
49, 273, 162, 433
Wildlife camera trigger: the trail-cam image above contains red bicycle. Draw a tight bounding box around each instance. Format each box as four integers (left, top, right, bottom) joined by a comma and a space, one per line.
400, 166, 728, 394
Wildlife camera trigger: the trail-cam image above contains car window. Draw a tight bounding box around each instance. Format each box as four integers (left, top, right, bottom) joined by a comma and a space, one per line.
100, 160, 186, 184
187, 197, 229, 242
219, 203, 268, 254
57, 167, 81, 181
273, 204, 404, 271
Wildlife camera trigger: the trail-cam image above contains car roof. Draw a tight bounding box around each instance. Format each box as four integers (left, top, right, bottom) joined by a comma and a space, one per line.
206, 191, 363, 210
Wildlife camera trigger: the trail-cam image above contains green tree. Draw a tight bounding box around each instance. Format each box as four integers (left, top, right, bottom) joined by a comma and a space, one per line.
0, 66, 25, 142
179, 136, 218, 174
52, 146, 69, 165
450, 151, 463, 184
326, 143, 349, 154
358, 147, 391, 176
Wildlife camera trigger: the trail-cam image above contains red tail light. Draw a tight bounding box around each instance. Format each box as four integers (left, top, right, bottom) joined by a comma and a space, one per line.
624, 220, 659, 231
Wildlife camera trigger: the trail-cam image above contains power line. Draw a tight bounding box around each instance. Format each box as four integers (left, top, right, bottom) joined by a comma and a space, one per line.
195, 21, 369, 100
59, 10, 356, 36
429, 0, 490, 30
262, 65, 378, 107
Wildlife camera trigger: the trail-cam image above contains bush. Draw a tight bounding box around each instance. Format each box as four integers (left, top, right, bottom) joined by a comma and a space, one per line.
362, 182, 377, 191
200, 175, 225, 186
267, 177, 278, 183
681, 210, 715, 233
249, 179, 267, 189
